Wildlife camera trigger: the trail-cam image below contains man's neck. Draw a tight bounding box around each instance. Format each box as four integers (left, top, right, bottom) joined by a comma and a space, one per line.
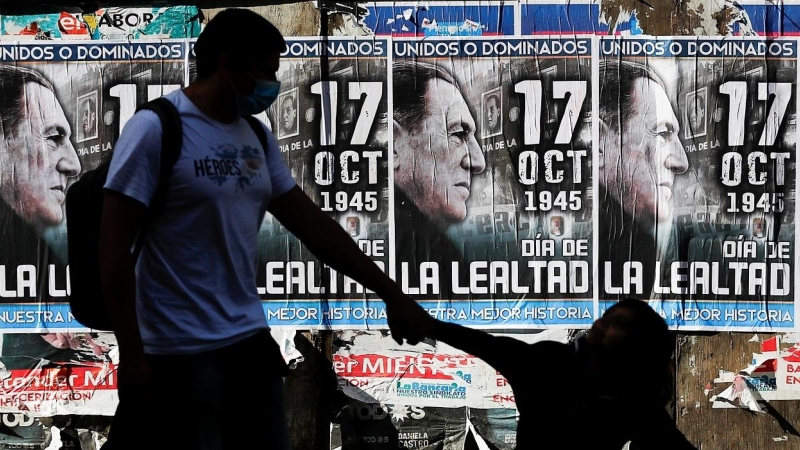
182, 76, 239, 124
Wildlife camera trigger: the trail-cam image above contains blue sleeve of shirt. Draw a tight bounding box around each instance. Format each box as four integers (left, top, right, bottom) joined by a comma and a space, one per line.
103, 110, 163, 207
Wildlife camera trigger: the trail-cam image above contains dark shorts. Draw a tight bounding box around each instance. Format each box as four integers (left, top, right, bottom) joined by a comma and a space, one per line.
103, 330, 291, 450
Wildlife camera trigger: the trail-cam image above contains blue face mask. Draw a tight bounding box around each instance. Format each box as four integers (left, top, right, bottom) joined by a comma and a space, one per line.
234, 74, 281, 116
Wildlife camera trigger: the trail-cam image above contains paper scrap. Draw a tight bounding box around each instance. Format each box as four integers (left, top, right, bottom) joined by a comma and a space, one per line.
762, 336, 779, 353
712, 375, 763, 413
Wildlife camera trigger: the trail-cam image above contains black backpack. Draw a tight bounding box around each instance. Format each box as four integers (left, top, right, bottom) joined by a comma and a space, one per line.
66, 97, 269, 331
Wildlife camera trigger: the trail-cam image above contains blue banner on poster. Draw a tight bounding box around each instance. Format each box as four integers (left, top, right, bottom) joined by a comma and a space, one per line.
520, 1, 800, 36
599, 300, 796, 330
363, 2, 515, 36
264, 299, 594, 329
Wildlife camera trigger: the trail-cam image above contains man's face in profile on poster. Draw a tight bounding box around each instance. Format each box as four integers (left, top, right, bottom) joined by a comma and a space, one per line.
0, 82, 81, 228
600, 76, 689, 229
394, 77, 487, 229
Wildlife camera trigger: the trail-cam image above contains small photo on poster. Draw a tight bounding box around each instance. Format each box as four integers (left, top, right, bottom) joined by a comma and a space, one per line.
752, 217, 767, 238
277, 87, 300, 140
684, 87, 707, 139
549, 215, 564, 236
481, 87, 503, 139
345, 216, 360, 237
76, 90, 98, 143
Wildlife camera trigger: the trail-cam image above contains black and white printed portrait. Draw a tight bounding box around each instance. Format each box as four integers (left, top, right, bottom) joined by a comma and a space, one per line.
599, 58, 689, 298
345, 216, 360, 237
482, 88, 502, 138
277, 87, 299, 140
550, 215, 564, 236
753, 217, 766, 238
76, 90, 98, 143
684, 87, 707, 139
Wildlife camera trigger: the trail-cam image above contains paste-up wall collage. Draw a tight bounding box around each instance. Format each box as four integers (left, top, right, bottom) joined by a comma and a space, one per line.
0, 1, 797, 448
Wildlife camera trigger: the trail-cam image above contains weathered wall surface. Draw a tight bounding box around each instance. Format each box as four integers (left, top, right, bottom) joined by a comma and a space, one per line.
677, 332, 800, 449
203, 3, 319, 36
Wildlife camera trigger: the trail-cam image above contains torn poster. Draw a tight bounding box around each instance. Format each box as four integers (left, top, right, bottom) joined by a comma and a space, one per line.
0, 7, 202, 40
333, 329, 567, 409
362, 1, 515, 37
519, 0, 782, 37
773, 336, 800, 393
331, 398, 469, 450
711, 335, 800, 406
0, 333, 118, 416
331, 329, 566, 449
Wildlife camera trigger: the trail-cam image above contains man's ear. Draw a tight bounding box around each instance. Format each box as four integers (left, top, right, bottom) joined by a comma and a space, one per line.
393, 119, 406, 170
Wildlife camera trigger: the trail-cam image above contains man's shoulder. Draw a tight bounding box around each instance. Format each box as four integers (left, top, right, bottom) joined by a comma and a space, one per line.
158, 90, 194, 117
125, 91, 187, 132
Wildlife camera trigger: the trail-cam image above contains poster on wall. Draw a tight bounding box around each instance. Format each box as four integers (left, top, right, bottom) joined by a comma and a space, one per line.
0, 40, 186, 332
0, 7, 202, 40
331, 398, 469, 450
519, 0, 800, 37
597, 37, 798, 330
256, 37, 391, 328
331, 330, 569, 449
0, 413, 49, 448
361, 1, 516, 37
0, 332, 118, 416
390, 36, 594, 328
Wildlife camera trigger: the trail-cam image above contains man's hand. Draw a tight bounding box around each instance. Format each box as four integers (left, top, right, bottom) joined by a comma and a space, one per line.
268, 188, 436, 345
385, 294, 433, 345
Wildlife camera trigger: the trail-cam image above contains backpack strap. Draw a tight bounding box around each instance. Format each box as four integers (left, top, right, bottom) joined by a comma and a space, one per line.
243, 115, 270, 157
136, 97, 183, 217
130, 97, 183, 258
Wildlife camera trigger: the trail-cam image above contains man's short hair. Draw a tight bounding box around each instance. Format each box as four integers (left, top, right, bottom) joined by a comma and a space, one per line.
393, 61, 460, 134
599, 59, 667, 133
0, 65, 54, 137
193, 8, 287, 79
282, 95, 295, 107
485, 93, 500, 108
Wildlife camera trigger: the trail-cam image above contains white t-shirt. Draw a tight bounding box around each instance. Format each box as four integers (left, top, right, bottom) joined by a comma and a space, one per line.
104, 90, 296, 355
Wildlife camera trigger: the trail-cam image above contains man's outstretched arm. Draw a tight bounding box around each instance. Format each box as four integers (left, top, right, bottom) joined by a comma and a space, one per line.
267, 186, 429, 345
99, 191, 150, 388
430, 319, 533, 384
